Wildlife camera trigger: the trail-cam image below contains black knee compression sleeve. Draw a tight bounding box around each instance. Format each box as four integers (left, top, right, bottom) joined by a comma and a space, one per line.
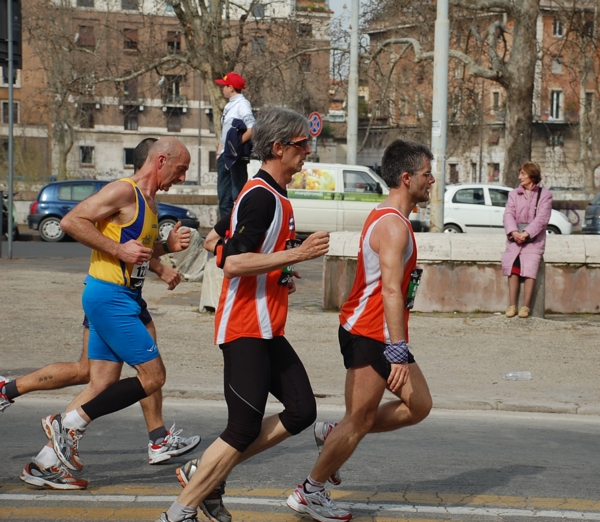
81, 377, 147, 421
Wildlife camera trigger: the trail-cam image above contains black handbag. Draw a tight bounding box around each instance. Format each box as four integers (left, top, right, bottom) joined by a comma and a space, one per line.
510, 188, 542, 243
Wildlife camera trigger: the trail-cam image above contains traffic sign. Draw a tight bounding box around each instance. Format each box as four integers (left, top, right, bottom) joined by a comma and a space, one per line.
308, 112, 322, 137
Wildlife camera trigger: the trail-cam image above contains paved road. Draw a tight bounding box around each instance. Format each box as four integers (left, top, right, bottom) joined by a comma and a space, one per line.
1, 399, 600, 522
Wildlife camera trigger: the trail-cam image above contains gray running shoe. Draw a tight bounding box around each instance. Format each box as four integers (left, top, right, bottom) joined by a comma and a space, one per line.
176, 461, 231, 522
0, 376, 12, 412
41, 413, 85, 471
148, 423, 201, 464
314, 421, 342, 485
287, 484, 352, 522
154, 513, 198, 522
20, 460, 88, 490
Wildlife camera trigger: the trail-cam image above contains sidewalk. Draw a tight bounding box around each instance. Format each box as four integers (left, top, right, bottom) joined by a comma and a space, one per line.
2, 257, 600, 417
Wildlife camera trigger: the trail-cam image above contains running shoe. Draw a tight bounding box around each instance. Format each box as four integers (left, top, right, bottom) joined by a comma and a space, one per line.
287, 484, 352, 522
148, 423, 201, 464
41, 413, 84, 471
314, 421, 342, 485
176, 461, 231, 522
20, 460, 88, 490
0, 376, 12, 412
154, 513, 198, 522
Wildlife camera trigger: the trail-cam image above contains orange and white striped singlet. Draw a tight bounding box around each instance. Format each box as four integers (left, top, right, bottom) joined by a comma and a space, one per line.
339, 206, 417, 344
215, 178, 296, 345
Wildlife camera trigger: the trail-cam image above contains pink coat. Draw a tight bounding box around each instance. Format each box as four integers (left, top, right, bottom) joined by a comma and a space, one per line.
501, 184, 553, 279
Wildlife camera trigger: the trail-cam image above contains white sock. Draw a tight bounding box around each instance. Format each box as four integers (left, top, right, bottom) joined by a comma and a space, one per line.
34, 445, 59, 469
304, 475, 326, 493
63, 409, 88, 430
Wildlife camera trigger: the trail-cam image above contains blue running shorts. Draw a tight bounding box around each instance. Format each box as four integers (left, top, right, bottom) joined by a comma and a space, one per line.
82, 277, 159, 366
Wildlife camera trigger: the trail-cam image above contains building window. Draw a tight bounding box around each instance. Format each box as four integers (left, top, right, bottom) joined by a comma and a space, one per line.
548, 131, 564, 147
0, 68, 20, 87
251, 36, 265, 55
449, 164, 458, 184
491, 91, 500, 112
80, 146, 94, 166
209, 151, 218, 172
471, 162, 477, 182
123, 78, 138, 100
123, 28, 138, 50
297, 23, 313, 37
77, 0, 94, 6
162, 75, 181, 103
583, 20, 594, 38
551, 56, 562, 74
585, 92, 594, 113
553, 17, 564, 37
550, 90, 562, 120
79, 103, 95, 128
167, 31, 181, 53
251, 3, 265, 18
300, 54, 311, 73
124, 107, 138, 130
488, 163, 500, 183
124, 148, 134, 167
1, 101, 19, 124
454, 64, 464, 78
121, 0, 138, 9
77, 26, 95, 48
166, 109, 182, 132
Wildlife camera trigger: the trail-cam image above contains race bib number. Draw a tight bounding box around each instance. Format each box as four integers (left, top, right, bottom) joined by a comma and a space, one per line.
130, 261, 149, 289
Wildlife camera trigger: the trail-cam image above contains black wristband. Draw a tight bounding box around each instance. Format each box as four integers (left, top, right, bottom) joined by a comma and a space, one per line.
162, 239, 171, 253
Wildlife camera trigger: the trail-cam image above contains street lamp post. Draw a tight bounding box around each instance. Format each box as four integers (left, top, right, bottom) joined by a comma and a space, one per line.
429, 0, 449, 233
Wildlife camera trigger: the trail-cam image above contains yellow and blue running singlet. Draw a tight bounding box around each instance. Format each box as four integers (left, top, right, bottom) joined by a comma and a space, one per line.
88, 178, 158, 288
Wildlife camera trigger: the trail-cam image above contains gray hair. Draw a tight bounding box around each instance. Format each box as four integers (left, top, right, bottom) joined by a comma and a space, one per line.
381, 139, 433, 188
252, 108, 309, 161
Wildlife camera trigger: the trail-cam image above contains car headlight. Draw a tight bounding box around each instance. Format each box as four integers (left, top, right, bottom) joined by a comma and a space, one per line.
186, 210, 197, 219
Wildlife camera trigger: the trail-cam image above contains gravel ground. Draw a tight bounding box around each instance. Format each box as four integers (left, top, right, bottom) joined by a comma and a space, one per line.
2, 262, 599, 416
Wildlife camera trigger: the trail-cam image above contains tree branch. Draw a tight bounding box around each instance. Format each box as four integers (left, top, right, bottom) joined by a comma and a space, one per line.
450, 0, 514, 15
96, 55, 188, 84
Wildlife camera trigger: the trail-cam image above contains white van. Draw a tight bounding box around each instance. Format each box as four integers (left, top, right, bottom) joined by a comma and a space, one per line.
249, 161, 426, 233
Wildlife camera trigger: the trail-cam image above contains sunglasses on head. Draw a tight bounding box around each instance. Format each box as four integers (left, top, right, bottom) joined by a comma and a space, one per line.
283, 139, 309, 150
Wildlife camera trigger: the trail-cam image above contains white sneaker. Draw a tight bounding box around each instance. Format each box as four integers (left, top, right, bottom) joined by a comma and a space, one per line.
0, 376, 12, 412
287, 485, 352, 522
148, 423, 201, 464
314, 421, 342, 485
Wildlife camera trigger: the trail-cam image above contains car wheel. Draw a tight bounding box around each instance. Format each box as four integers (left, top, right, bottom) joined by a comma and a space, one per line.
546, 225, 561, 235
444, 224, 462, 233
39, 217, 66, 242
158, 218, 177, 241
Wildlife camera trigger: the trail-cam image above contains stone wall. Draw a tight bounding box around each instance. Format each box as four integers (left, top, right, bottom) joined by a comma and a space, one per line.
324, 232, 600, 314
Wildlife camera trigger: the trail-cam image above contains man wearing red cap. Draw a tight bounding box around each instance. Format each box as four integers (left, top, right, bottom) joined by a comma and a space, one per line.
214, 72, 255, 219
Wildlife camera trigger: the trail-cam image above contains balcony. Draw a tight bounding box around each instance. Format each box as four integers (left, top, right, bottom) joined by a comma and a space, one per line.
162, 94, 188, 111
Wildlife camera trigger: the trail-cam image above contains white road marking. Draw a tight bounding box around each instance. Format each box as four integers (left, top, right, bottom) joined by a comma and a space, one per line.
2, 493, 600, 520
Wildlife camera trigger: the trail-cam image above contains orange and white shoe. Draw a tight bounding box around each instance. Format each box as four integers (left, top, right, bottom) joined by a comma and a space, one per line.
20, 460, 88, 490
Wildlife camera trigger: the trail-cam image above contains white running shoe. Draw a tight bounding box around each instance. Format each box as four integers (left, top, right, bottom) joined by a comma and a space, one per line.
20, 460, 88, 490
0, 376, 12, 412
287, 484, 352, 522
154, 513, 198, 522
148, 423, 201, 464
42, 413, 85, 471
314, 421, 342, 485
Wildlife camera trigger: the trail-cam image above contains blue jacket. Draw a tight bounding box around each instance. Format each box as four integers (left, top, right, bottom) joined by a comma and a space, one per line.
224, 118, 252, 169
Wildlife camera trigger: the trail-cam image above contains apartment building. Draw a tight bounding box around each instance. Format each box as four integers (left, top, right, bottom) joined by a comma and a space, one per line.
361, 1, 599, 191
0, 0, 331, 186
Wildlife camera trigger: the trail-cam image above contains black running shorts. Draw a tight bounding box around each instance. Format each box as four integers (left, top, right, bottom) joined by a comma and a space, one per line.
338, 325, 415, 380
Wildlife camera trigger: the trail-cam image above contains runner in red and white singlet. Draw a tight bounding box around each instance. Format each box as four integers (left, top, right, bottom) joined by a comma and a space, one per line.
340, 206, 417, 344
288, 140, 435, 522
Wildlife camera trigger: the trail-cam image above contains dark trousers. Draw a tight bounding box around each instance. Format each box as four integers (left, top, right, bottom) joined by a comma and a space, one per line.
217, 154, 249, 219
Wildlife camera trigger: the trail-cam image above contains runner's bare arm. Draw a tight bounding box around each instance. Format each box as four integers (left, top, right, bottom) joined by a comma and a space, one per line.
149, 258, 181, 291
372, 215, 411, 392
222, 231, 329, 279
60, 182, 152, 264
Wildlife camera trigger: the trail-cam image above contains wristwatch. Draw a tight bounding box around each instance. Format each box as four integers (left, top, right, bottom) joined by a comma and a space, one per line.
162, 239, 171, 254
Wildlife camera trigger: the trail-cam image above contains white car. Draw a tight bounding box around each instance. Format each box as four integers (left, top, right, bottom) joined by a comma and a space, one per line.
443, 183, 572, 235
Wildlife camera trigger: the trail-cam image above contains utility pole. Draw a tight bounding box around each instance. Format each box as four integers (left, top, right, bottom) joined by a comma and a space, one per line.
346, 0, 359, 165
6, 0, 14, 257
429, 0, 449, 233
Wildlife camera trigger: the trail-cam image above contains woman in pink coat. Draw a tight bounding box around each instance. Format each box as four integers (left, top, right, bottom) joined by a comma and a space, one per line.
501, 162, 553, 318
